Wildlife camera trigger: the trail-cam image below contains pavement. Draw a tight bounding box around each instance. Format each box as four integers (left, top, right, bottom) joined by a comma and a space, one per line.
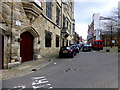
0, 55, 58, 80
95, 46, 118, 53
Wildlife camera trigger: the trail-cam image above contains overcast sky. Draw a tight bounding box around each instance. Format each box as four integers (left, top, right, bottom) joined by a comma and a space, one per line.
74, 0, 119, 39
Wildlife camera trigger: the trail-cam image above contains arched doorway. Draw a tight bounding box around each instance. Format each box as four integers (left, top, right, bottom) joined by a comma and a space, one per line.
0, 33, 4, 69
20, 31, 34, 62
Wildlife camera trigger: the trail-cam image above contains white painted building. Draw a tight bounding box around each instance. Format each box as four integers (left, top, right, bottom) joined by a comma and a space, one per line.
92, 13, 101, 40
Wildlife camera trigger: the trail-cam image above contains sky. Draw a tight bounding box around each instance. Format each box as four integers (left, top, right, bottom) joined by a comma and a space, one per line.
74, 0, 119, 40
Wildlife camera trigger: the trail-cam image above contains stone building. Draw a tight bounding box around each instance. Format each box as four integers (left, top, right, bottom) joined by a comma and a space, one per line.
73, 32, 79, 44
61, 1, 75, 47
0, 0, 75, 69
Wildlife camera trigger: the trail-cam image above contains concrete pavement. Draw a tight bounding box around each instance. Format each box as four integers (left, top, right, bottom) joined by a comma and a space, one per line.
95, 46, 118, 53
0, 55, 58, 80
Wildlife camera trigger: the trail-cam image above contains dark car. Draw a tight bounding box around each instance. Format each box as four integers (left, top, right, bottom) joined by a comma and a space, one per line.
71, 44, 80, 53
82, 44, 92, 52
59, 46, 76, 58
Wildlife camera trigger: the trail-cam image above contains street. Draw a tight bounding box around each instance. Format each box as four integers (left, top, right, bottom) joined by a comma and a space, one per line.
2, 51, 118, 89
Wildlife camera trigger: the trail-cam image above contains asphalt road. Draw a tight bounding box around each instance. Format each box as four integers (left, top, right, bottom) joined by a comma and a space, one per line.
2, 51, 118, 89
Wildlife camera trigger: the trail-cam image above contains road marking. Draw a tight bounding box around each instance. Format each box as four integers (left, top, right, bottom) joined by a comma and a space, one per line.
46, 84, 51, 86
49, 87, 53, 89
32, 80, 49, 85
13, 85, 26, 88
33, 76, 45, 79
32, 76, 53, 89
8, 85, 26, 90
54, 63, 56, 64
32, 85, 40, 89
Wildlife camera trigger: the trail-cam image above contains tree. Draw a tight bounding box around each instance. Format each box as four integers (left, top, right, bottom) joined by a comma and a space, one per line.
100, 7, 119, 47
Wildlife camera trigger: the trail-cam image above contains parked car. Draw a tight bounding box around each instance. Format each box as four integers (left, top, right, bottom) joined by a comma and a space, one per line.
77, 44, 82, 50
71, 44, 80, 53
59, 46, 76, 58
82, 44, 92, 52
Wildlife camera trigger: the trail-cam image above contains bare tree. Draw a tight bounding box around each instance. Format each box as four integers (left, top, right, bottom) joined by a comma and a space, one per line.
101, 7, 118, 35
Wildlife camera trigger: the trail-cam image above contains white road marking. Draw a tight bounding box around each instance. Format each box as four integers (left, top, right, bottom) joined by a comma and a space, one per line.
32, 81, 49, 85
32, 76, 53, 89
54, 63, 56, 64
49, 87, 53, 89
46, 84, 51, 86
13, 85, 26, 89
33, 76, 45, 79
32, 85, 39, 89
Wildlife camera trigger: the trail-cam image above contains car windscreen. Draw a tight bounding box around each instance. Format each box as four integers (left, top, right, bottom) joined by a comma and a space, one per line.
71, 45, 77, 47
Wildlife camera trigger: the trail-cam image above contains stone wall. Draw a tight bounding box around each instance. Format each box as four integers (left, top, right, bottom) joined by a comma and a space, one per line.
32, 2, 61, 58
1, 1, 61, 69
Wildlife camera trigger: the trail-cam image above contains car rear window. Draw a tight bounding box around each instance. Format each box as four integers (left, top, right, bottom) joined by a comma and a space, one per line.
84, 45, 90, 46
61, 47, 70, 50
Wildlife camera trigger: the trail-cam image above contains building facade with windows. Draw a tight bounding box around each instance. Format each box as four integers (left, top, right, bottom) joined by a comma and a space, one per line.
87, 20, 95, 44
0, 0, 76, 69
61, 1, 75, 47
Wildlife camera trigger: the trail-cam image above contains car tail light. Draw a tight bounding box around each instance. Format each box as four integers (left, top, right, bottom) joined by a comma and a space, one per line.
70, 49, 73, 52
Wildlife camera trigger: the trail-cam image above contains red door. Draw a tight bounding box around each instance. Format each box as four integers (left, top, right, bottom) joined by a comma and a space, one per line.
20, 31, 34, 62
0, 33, 4, 69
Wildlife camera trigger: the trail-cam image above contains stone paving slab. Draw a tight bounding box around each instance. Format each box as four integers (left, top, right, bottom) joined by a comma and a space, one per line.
95, 47, 118, 53
0, 56, 58, 80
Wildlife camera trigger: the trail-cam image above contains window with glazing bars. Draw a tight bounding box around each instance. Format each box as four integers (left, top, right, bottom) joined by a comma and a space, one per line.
45, 31, 52, 47
56, 6, 60, 25
46, 2, 52, 19
56, 35, 59, 47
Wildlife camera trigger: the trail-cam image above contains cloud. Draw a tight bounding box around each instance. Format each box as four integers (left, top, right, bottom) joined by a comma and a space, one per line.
75, 22, 88, 39
74, 0, 119, 39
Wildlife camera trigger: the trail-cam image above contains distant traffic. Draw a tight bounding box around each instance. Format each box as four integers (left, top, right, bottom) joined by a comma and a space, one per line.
59, 40, 103, 58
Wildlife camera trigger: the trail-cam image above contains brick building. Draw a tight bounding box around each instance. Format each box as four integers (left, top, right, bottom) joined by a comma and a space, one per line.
87, 20, 95, 44
87, 13, 118, 47
101, 31, 118, 47
0, 0, 75, 69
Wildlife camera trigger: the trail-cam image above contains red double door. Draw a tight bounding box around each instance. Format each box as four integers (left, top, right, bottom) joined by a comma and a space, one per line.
20, 31, 34, 62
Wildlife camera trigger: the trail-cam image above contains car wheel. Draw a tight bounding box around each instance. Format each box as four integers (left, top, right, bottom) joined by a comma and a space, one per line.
71, 53, 74, 58
59, 55, 62, 58
74, 52, 77, 56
